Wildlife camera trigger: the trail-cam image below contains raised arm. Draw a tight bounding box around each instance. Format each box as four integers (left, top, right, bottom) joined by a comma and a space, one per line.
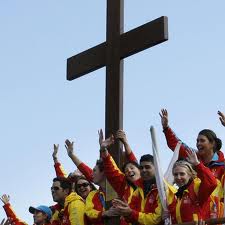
159, 109, 195, 158
65, 140, 82, 166
98, 129, 114, 155
65, 139, 93, 182
0, 195, 27, 225
52, 144, 67, 178
0, 218, 15, 225
52, 144, 59, 164
159, 109, 169, 130
115, 130, 137, 162
99, 129, 128, 198
218, 111, 225, 127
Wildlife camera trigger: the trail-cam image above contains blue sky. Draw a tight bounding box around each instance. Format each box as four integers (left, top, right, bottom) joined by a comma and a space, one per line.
0, 1, 224, 223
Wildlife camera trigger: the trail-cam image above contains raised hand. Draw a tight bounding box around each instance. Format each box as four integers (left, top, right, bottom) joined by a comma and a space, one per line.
65, 139, 74, 157
186, 150, 200, 166
218, 111, 225, 127
159, 109, 169, 129
98, 129, 104, 147
1, 218, 13, 225
0, 195, 10, 205
52, 144, 59, 159
115, 129, 134, 155
115, 130, 128, 145
0, 219, 7, 225
100, 134, 115, 150
98, 129, 115, 150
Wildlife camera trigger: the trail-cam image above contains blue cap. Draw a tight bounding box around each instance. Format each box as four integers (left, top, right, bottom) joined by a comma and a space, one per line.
29, 205, 52, 220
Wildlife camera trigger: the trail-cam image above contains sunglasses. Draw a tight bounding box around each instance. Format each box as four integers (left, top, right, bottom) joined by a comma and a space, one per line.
51, 186, 61, 191
77, 183, 90, 189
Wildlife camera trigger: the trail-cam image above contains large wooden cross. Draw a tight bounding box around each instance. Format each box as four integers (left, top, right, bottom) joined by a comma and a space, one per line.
67, 1, 168, 224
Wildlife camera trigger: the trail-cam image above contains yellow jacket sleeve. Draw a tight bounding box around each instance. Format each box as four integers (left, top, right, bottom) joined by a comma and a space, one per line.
85, 191, 103, 223
68, 199, 85, 225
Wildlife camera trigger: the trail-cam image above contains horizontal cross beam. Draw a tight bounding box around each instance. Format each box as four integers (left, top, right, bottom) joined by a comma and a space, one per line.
67, 16, 168, 80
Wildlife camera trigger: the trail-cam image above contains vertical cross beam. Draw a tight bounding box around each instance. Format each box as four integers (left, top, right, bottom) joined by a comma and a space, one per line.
104, 1, 124, 225
66, 2, 168, 225
105, 0, 124, 165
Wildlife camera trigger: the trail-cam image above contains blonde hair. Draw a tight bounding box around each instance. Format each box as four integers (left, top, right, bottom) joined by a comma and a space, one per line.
172, 160, 197, 179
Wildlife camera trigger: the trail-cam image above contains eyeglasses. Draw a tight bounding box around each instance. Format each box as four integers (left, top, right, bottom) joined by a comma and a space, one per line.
77, 183, 90, 189
51, 186, 61, 191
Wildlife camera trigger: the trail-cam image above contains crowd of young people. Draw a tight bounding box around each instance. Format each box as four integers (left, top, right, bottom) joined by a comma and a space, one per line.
1, 110, 225, 225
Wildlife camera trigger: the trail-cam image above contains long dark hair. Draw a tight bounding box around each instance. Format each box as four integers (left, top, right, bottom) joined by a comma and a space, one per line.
198, 129, 222, 152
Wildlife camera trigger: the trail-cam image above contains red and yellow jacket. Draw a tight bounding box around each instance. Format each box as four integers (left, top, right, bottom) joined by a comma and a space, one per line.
51, 203, 63, 225
3, 203, 51, 225
54, 151, 137, 184
163, 127, 225, 180
163, 127, 225, 217
51, 192, 85, 225
102, 153, 139, 203
125, 184, 162, 225
85, 190, 106, 225
79, 151, 137, 184
54, 162, 68, 178
166, 162, 217, 223
3, 203, 28, 225
123, 151, 138, 163
54, 162, 93, 182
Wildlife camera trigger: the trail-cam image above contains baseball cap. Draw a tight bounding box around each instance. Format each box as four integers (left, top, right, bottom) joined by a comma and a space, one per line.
29, 205, 52, 220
